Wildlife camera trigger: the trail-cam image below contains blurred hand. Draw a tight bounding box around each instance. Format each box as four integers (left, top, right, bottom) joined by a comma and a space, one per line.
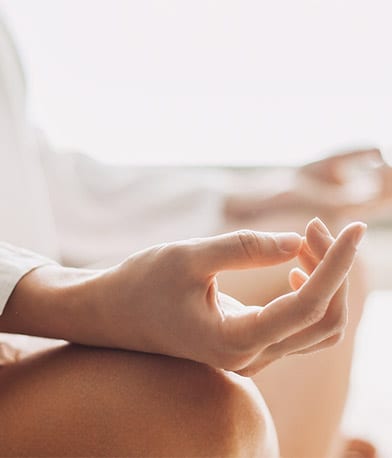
296, 148, 392, 215
298, 148, 383, 186
224, 148, 392, 221
92, 218, 365, 376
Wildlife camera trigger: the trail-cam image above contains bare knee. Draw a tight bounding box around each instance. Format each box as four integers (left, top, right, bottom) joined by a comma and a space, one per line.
0, 345, 278, 457
92, 349, 278, 457
150, 357, 279, 457
204, 369, 279, 458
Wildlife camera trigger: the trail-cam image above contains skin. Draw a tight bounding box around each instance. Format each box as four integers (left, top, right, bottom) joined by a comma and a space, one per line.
0, 220, 365, 376
219, 148, 391, 456
217, 230, 368, 457
219, 148, 391, 450
0, 345, 278, 457
1, 148, 389, 456
225, 149, 392, 223
0, 219, 365, 457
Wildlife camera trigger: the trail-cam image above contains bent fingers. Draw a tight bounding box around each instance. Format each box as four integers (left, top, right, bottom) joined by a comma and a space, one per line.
251, 222, 366, 348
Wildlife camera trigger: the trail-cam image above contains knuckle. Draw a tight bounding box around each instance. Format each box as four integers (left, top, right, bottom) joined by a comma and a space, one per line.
301, 304, 326, 327
236, 230, 263, 262
327, 332, 345, 347
296, 292, 328, 327
157, 242, 194, 275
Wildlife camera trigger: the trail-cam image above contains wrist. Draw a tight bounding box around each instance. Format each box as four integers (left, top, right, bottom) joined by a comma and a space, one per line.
48, 265, 108, 345
0, 264, 103, 342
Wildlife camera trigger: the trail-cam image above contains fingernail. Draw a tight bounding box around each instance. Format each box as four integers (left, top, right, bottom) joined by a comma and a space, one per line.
275, 233, 302, 253
352, 222, 367, 248
312, 217, 332, 237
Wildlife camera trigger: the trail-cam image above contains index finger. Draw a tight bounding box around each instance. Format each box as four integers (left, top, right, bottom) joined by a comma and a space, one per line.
251, 222, 366, 347
297, 221, 366, 307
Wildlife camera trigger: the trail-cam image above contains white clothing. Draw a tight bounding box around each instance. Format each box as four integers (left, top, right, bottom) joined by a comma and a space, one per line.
0, 14, 227, 360
0, 16, 61, 365
0, 242, 56, 315
0, 18, 60, 260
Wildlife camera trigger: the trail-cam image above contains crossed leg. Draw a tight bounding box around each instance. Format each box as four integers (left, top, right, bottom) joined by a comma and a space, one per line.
0, 343, 278, 457
0, 216, 368, 458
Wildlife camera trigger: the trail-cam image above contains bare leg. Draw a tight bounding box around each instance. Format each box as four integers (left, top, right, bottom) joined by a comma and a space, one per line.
0, 343, 278, 457
218, 214, 369, 458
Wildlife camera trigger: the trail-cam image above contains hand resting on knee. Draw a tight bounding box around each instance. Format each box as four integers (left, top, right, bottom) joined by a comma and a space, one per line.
0, 218, 366, 376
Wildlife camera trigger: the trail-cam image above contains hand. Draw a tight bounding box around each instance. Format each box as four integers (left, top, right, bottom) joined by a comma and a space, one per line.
224, 148, 391, 222
87, 219, 365, 376
298, 148, 383, 186
296, 148, 392, 217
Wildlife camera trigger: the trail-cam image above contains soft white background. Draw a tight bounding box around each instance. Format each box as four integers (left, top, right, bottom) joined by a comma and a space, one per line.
1, 0, 392, 165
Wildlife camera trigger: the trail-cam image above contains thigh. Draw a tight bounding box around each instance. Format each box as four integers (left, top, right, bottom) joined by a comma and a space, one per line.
0, 344, 277, 457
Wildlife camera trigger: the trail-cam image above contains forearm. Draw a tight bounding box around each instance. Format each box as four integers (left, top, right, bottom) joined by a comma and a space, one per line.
223, 167, 299, 219
0, 264, 106, 345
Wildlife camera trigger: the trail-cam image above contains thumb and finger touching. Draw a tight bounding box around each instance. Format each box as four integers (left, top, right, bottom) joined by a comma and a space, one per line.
281, 218, 350, 356
290, 218, 362, 355
191, 219, 365, 375
295, 220, 365, 310
231, 219, 366, 374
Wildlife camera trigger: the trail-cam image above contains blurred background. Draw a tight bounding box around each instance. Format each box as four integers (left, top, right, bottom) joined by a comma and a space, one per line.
1, 0, 392, 166
1, 0, 391, 455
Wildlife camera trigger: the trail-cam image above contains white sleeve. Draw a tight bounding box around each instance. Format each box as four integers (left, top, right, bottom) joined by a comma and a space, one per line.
37, 129, 229, 267
0, 242, 57, 315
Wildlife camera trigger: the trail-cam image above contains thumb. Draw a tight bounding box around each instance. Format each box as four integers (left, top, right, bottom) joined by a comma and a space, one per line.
192, 230, 302, 276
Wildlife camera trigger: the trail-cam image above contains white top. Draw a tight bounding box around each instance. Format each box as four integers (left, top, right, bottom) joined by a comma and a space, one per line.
0, 13, 227, 360
0, 242, 56, 315
0, 15, 60, 330
0, 18, 60, 260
